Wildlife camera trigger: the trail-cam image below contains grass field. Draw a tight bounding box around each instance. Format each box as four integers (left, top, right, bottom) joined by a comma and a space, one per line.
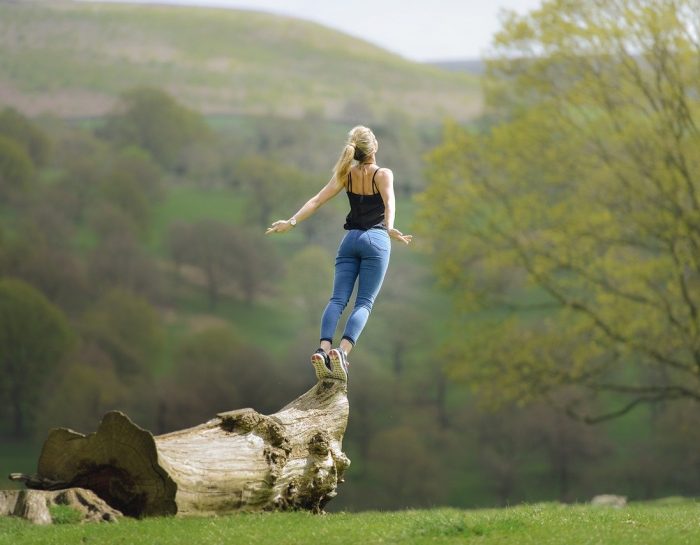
1, 502, 699, 544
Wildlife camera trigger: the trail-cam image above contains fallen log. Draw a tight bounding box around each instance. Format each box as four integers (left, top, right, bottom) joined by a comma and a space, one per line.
8, 373, 350, 519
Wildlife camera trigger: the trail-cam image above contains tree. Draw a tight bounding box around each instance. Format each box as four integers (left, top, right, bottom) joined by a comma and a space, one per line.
158, 326, 283, 431
282, 245, 334, 326
2, 219, 89, 314
98, 87, 212, 173
0, 107, 50, 166
166, 220, 280, 308
230, 155, 310, 228
165, 219, 231, 308
50, 132, 109, 225
80, 287, 165, 378
0, 135, 34, 203
418, 0, 700, 422
365, 425, 446, 508
86, 217, 161, 299
226, 227, 282, 305
0, 278, 75, 437
98, 147, 163, 236
527, 392, 611, 501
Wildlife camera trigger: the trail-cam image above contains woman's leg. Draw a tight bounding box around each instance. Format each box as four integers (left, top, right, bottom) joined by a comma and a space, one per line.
319, 233, 360, 348
340, 230, 390, 354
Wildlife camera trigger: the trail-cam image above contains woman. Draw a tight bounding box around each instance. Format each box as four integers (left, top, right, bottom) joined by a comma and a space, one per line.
266, 125, 412, 381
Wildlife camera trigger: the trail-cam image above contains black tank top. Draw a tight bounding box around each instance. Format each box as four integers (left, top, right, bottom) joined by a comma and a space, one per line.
344, 167, 386, 231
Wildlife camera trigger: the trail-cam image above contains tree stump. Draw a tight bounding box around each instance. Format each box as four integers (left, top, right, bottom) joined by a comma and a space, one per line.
8, 376, 350, 518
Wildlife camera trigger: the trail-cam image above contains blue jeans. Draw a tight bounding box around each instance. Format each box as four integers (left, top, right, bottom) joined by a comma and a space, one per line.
320, 228, 391, 346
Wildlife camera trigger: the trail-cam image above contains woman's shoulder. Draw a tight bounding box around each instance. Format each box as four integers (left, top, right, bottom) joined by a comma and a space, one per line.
374, 167, 394, 182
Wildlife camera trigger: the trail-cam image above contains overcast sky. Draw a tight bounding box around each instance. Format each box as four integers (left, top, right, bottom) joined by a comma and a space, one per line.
80, 0, 544, 61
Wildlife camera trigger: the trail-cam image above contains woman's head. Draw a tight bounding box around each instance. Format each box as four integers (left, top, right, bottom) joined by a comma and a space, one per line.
333, 125, 378, 186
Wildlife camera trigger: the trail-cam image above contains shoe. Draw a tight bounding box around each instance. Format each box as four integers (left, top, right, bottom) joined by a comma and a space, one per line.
311, 348, 331, 381
328, 348, 350, 381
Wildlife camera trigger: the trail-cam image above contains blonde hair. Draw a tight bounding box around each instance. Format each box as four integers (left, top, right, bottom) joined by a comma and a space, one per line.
333, 125, 378, 188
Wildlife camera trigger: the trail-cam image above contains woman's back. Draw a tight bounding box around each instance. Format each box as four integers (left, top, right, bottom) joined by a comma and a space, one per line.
347, 165, 382, 195
344, 165, 385, 231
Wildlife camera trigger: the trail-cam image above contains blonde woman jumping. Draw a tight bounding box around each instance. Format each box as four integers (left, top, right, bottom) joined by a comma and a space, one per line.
266, 125, 412, 381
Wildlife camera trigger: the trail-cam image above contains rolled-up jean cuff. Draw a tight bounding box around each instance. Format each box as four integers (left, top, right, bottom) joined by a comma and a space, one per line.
341, 335, 356, 346
320, 338, 333, 344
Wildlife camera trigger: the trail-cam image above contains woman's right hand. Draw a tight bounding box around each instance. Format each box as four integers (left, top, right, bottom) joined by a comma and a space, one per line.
266, 220, 294, 235
388, 228, 413, 245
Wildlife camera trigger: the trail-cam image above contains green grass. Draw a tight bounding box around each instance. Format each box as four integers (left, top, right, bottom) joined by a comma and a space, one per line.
2, 503, 699, 544
47, 505, 82, 525
147, 185, 245, 255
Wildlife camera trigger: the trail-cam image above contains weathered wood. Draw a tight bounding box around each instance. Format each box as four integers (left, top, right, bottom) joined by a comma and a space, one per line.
9, 376, 350, 518
0, 488, 122, 524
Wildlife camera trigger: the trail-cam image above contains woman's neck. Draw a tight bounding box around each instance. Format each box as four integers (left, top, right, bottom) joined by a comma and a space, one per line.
359, 154, 376, 165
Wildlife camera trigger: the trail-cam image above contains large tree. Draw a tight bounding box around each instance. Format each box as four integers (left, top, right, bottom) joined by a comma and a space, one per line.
0, 278, 75, 437
98, 87, 212, 173
418, 0, 700, 422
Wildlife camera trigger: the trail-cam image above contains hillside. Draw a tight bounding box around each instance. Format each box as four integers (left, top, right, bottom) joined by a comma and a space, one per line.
0, 1, 482, 121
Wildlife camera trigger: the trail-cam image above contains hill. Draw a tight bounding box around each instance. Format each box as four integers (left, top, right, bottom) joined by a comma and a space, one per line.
430, 59, 486, 75
0, 1, 482, 121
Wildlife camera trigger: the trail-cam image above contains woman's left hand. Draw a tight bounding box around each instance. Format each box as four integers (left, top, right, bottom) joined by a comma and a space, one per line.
265, 220, 294, 235
389, 228, 413, 245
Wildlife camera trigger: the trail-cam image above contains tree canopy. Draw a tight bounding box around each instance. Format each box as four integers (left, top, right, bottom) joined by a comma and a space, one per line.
417, 0, 700, 422
99, 87, 213, 173
0, 278, 75, 437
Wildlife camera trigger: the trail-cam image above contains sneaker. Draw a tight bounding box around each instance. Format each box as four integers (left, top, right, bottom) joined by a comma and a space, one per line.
328, 348, 350, 381
311, 348, 331, 381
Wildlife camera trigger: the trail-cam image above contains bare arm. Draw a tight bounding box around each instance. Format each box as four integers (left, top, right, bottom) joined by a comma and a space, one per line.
374, 169, 412, 245
266, 176, 344, 234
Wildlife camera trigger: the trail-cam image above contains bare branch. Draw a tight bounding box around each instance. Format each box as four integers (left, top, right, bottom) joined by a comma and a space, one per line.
563, 391, 686, 424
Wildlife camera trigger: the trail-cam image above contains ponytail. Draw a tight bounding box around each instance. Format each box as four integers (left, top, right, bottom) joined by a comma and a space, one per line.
333, 125, 378, 189
333, 143, 355, 189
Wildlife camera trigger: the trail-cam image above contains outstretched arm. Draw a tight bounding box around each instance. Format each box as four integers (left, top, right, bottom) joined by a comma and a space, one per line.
266, 176, 344, 235
374, 169, 413, 245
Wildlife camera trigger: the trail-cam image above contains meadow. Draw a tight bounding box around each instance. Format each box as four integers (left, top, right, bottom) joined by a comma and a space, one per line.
2, 501, 699, 545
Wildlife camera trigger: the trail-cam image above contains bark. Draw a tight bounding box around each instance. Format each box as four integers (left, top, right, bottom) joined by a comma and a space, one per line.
8, 377, 350, 518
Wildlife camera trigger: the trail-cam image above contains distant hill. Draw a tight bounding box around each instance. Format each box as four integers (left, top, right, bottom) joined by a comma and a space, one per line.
430, 59, 486, 76
0, 1, 482, 122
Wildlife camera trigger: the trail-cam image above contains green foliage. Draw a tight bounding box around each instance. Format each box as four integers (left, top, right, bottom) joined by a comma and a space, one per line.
281, 245, 334, 326
80, 288, 165, 377
417, 0, 700, 421
159, 325, 300, 429
0, 135, 34, 202
231, 155, 314, 228
166, 219, 280, 307
34, 358, 130, 437
99, 87, 213, 172
0, 107, 50, 166
98, 147, 163, 235
0, 277, 75, 437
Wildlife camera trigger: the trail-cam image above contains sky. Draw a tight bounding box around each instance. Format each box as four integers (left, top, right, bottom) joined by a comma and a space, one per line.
80, 0, 544, 61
